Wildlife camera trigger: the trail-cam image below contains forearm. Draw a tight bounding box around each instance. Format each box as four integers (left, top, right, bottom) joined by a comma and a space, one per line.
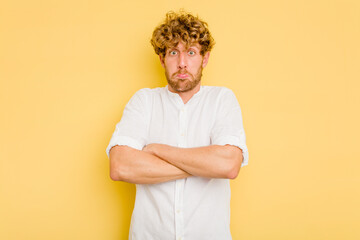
109, 145, 191, 184
144, 144, 243, 179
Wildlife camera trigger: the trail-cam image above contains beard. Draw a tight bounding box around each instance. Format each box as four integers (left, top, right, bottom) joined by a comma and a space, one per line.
165, 67, 203, 93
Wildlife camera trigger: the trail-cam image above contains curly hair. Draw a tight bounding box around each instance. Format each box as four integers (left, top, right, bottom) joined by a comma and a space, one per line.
151, 10, 215, 58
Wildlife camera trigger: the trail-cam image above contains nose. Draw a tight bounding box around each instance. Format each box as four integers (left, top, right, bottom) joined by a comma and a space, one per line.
178, 52, 187, 69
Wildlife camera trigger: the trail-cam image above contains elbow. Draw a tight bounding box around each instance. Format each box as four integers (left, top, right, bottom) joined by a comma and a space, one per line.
110, 159, 133, 182
110, 165, 123, 181
227, 164, 240, 179
110, 170, 120, 181
109, 158, 126, 181
224, 146, 243, 179
109, 146, 132, 182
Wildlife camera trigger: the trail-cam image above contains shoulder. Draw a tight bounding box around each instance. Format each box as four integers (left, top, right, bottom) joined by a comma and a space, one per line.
133, 87, 163, 97
201, 86, 237, 101
124, 87, 165, 118
131, 87, 165, 102
200, 86, 241, 112
202, 85, 234, 94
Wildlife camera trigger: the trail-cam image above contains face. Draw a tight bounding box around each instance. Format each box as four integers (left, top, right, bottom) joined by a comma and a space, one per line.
160, 41, 210, 93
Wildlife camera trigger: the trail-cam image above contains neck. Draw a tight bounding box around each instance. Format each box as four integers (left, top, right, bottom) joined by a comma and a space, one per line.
168, 83, 201, 104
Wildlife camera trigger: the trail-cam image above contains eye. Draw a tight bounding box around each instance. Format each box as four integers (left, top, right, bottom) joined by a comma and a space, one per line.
169, 50, 177, 55
188, 50, 195, 55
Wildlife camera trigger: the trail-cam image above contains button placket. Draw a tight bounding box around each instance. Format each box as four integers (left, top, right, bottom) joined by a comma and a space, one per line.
175, 105, 187, 240
178, 106, 187, 147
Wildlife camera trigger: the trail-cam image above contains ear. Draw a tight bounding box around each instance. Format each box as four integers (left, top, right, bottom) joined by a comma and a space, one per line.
159, 55, 165, 68
202, 52, 210, 68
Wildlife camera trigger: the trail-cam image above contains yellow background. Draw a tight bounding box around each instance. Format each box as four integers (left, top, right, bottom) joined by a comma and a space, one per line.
1, 0, 359, 239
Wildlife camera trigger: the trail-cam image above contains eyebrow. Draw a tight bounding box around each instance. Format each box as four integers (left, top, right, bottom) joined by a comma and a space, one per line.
168, 45, 200, 51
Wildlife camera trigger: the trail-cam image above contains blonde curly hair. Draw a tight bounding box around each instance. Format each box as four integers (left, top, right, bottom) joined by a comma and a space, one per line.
151, 10, 215, 58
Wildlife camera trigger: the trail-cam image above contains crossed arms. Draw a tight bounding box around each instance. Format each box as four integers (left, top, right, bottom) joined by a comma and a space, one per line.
109, 144, 243, 184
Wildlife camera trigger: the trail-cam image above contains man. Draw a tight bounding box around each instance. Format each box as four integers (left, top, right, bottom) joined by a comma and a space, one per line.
106, 10, 248, 240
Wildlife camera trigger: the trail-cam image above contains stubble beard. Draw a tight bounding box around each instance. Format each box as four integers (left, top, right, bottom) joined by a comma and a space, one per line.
165, 67, 203, 93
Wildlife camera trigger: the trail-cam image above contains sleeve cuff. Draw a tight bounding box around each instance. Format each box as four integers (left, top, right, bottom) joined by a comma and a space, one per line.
106, 136, 144, 158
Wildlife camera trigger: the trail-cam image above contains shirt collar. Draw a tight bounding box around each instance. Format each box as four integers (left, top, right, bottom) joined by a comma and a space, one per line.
165, 85, 203, 101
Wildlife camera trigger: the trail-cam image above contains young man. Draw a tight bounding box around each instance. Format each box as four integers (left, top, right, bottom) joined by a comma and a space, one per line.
106, 10, 248, 240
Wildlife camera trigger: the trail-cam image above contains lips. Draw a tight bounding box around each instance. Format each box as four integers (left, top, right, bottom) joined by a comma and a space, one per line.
177, 73, 189, 78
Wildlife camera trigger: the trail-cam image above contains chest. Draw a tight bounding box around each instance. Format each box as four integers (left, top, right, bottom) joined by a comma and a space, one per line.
146, 96, 218, 147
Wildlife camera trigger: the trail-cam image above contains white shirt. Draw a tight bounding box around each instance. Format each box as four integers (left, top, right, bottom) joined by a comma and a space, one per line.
106, 86, 248, 240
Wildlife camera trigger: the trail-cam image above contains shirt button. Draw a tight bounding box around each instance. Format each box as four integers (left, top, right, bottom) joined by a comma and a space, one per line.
176, 209, 181, 214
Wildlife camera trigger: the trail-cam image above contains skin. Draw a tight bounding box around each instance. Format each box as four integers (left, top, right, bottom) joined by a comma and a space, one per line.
160, 41, 210, 104
109, 41, 243, 184
110, 145, 191, 184
143, 144, 242, 179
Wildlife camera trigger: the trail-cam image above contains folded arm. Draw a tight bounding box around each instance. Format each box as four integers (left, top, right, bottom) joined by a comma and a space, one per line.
109, 145, 191, 184
143, 144, 243, 179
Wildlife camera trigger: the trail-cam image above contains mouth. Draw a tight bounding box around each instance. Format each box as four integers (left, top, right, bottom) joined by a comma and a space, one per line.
177, 73, 189, 78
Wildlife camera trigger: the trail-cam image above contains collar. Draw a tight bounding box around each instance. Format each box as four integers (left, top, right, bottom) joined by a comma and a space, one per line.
165, 85, 203, 101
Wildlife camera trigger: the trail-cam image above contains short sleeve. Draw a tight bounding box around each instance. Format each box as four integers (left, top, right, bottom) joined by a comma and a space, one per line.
106, 89, 150, 157
210, 88, 249, 167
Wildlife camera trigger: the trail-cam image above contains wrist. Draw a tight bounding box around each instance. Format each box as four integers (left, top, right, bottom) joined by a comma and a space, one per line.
151, 143, 162, 157
143, 143, 160, 156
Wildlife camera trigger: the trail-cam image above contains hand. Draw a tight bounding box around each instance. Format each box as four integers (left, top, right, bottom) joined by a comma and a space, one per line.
142, 143, 159, 155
